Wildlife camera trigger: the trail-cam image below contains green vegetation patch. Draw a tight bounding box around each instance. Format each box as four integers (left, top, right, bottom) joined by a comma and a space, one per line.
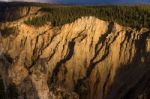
24, 5, 150, 28
24, 16, 48, 27
0, 27, 16, 38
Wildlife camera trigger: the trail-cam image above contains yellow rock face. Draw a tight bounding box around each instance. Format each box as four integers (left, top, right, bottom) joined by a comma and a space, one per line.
0, 16, 150, 99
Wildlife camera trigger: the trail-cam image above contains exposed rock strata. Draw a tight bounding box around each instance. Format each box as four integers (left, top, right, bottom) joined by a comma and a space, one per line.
0, 16, 150, 99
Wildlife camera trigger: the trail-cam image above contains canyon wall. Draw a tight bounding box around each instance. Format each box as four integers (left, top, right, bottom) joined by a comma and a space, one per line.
0, 16, 150, 99
0, 6, 40, 22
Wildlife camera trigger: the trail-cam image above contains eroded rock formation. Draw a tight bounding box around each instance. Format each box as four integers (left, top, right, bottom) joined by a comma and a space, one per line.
0, 5, 40, 22
0, 16, 150, 99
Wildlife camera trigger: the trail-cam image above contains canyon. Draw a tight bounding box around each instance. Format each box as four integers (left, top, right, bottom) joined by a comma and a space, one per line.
0, 6, 150, 99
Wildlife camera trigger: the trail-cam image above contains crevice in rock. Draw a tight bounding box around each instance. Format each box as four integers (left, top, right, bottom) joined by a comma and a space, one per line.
102, 66, 111, 99
74, 22, 116, 98
106, 30, 150, 99
119, 30, 132, 59
85, 22, 115, 79
50, 40, 75, 86
93, 70, 101, 99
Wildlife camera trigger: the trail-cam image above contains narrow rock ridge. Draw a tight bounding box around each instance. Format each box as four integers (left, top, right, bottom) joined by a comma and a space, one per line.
0, 16, 150, 99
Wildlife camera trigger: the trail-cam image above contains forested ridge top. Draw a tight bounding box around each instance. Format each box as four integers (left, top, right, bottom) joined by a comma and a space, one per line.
1, 2, 150, 28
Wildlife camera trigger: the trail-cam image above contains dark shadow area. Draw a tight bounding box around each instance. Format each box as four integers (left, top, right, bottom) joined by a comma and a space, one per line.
106, 58, 150, 99
0, 77, 18, 99
17, 76, 40, 99
106, 31, 150, 99
3, 54, 13, 64
0, 77, 6, 99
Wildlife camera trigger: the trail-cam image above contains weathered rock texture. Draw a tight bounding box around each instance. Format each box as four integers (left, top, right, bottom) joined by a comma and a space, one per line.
0, 16, 150, 99
0, 6, 40, 22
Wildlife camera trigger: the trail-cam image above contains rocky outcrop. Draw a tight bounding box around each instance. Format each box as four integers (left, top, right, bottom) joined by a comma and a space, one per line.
0, 6, 40, 22
0, 16, 150, 99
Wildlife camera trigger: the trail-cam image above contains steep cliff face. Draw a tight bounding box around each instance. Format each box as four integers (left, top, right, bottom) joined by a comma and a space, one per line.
0, 16, 150, 99
0, 6, 40, 22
